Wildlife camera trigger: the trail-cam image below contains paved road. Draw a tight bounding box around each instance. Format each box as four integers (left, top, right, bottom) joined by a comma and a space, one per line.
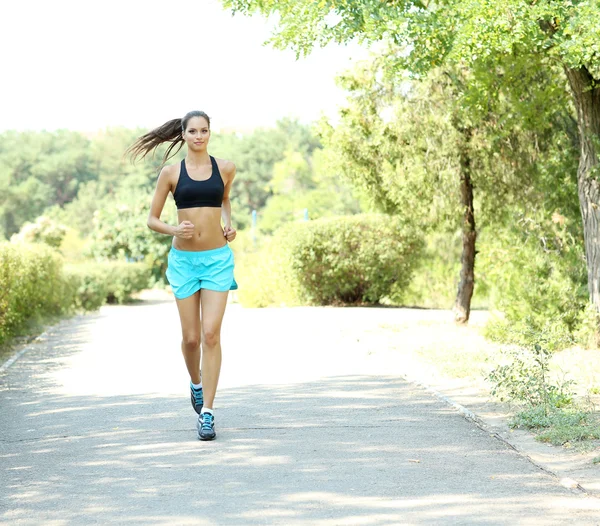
1, 298, 599, 525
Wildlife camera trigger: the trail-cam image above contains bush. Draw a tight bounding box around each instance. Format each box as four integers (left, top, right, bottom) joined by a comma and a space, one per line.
0, 243, 75, 344
279, 214, 423, 305
64, 261, 152, 310
63, 264, 109, 311
478, 215, 588, 351
487, 341, 575, 411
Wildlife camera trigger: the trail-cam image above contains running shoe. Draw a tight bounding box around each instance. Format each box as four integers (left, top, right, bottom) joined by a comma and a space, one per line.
197, 411, 216, 441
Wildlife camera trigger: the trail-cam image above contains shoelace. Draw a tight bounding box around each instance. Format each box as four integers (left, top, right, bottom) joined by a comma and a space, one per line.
201, 413, 213, 430
192, 387, 203, 401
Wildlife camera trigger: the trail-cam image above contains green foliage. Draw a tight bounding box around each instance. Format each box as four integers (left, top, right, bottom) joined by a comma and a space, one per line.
0, 243, 75, 344
279, 214, 423, 305
0, 127, 161, 241
479, 214, 587, 351
210, 119, 319, 229
319, 55, 577, 228
487, 342, 575, 411
258, 146, 364, 234
88, 187, 174, 285
396, 231, 463, 309
510, 406, 600, 447
10, 215, 67, 248
223, 1, 600, 81
63, 265, 109, 311
102, 262, 152, 304
0, 242, 151, 345
64, 261, 151, 310
0, 130, 95, 239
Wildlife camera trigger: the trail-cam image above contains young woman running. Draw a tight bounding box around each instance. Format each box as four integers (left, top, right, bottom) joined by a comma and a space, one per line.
128, 110, 237, 441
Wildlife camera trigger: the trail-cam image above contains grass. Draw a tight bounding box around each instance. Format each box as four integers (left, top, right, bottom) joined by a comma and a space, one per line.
510, 405, 600, 449
376, 318, 600, 455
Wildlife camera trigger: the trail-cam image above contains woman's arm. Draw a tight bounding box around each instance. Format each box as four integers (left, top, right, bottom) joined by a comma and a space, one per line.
148, 165, 194, 239
221, 161, 236, 242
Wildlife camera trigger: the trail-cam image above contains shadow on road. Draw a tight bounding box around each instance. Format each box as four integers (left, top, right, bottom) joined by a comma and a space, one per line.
2, 372, 593, 525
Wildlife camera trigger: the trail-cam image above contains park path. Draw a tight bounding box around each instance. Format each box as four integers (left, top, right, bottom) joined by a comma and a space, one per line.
1, 294, 599, 525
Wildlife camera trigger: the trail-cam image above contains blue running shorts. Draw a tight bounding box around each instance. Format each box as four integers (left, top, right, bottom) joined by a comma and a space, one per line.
166, 244, 238, 299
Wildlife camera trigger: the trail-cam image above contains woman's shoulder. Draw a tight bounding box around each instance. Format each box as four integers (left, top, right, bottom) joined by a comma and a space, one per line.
154, 163, 181, 190
213, 157, 236, 179
158, 162, 180, 179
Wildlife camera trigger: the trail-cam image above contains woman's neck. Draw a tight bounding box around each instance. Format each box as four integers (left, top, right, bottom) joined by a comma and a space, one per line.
186, 150, 211, 166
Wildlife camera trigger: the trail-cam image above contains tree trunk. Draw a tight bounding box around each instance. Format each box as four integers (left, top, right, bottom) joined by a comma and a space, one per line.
563, 67, 600, 326
453, 126, 476, 324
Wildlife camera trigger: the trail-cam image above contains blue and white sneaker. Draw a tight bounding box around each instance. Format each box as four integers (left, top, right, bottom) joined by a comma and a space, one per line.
197, 411, 216, 441
190, 383, 203, 415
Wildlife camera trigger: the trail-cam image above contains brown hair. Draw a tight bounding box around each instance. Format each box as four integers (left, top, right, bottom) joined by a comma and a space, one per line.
127, 110, 211, 164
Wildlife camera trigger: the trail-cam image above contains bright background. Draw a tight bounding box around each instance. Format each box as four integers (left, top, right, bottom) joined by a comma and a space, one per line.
0, 0, 368, 132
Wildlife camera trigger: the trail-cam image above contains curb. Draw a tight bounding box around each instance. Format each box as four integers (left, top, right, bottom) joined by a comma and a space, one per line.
0, 332, 49, 374
400, 372, 595, 498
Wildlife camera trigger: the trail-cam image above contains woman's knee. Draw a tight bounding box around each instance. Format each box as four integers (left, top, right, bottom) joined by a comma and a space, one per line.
202, 327, 221, 348
181, 333, 201, 351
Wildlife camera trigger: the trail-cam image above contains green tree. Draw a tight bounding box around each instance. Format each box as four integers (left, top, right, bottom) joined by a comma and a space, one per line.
259, 146, 364, 233
211, 118, 324, 229
320, 58, 579, 319
0, 130, 95, 238
10, 216, 67, 248
223, 0, 595, 322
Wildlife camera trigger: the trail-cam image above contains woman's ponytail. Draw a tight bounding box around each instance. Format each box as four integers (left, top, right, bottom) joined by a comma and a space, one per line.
127, 118, 185, 165
127, 111, 211, 165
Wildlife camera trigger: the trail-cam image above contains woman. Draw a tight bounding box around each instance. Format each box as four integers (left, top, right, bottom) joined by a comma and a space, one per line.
128, 110, 237, 441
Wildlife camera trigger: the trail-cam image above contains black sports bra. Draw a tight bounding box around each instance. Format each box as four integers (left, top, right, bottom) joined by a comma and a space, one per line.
173, 156, 224, 209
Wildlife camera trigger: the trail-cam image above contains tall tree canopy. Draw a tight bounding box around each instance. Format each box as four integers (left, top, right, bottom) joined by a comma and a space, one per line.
224, 0, 600, 321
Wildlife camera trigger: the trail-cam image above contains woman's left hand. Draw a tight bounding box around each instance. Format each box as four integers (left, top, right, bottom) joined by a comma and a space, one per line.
224, 225, 237, 242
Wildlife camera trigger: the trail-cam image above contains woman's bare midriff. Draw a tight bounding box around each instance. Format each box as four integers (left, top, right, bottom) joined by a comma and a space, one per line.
172, 207, 226, 251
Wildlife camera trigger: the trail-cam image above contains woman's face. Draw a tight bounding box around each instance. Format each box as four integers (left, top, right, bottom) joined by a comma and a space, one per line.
183, 116, 210, 151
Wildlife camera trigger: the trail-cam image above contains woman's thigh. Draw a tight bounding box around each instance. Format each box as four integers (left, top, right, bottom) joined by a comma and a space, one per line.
200, 290, 229, 338
175, 291, 201, 340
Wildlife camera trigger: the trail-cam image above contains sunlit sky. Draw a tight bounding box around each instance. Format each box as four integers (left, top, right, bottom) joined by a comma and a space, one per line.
1, 0, 370, 133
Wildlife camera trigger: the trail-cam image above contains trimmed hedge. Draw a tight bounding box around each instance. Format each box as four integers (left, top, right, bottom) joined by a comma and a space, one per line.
64, 261, 152, 310
0, 243, 75, 344
279, 214, 423, 305
0, 242, 153, 346
237, 214, 423, 307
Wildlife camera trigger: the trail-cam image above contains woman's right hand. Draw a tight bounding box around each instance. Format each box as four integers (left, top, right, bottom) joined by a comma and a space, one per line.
174, 220, 195, 239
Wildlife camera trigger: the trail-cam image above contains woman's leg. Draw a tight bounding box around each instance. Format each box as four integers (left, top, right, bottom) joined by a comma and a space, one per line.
175, 291, 202, 384
199, 289, 229, 409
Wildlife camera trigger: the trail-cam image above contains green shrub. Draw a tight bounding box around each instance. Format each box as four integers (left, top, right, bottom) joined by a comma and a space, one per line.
487, 342, 575, 411
279, 214, 423, 305
0, 243, 74, 344
64, 261, 151, 310
103, 262, 152, 303
478, 216, 587, 351
63, 264, 109, 311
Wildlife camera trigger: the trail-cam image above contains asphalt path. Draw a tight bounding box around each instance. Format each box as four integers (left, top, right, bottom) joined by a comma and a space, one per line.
1, 297, 599, 525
